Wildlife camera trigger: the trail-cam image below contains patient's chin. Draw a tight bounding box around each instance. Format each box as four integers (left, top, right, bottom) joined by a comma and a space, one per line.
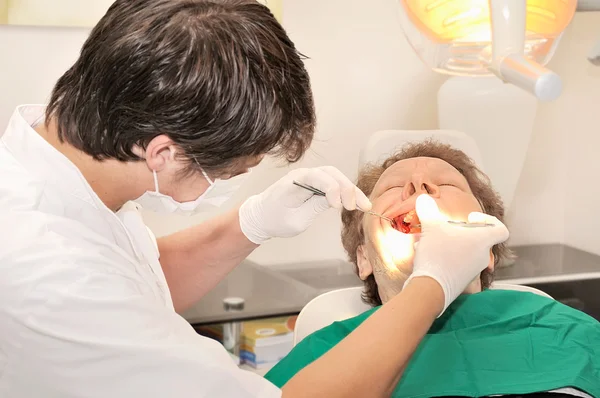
463, 277, 483, 294
372, 266, 409, 304
377, 283, 404, 304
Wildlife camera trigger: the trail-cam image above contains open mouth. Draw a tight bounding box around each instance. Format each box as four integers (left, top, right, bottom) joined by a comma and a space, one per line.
391, 210, 421, 234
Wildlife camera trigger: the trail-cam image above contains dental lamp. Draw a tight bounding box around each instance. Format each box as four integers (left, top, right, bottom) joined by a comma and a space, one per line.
398, 0, 585, 101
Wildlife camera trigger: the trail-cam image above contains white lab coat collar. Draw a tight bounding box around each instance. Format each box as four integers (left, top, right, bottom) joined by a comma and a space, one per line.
1, 105, 102, 210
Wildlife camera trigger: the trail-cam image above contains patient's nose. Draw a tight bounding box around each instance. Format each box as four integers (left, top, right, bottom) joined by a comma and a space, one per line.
403, 179, 441, 199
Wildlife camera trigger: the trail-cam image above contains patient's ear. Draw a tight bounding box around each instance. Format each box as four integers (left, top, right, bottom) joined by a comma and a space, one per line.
356, 245, 373, 281
487, 250, 495, 272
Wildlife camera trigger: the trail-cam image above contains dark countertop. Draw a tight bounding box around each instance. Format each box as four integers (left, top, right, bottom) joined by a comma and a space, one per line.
181, 261, 318, 326
182, 244, 600, 325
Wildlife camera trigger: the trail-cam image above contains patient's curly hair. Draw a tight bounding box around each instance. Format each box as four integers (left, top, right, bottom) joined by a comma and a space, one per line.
341, 140, 511, 306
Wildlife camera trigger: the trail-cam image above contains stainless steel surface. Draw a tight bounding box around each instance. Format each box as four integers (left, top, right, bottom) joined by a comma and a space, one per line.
495, 245, 600, 321
182, 261, 318, 325
271, 260, 363, 294
184, 244, 600, 326
275, 244, 600, 292
496, 244, 600, 284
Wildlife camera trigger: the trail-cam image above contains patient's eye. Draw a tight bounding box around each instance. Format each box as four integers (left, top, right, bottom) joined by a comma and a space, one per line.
386, 185, 404, 192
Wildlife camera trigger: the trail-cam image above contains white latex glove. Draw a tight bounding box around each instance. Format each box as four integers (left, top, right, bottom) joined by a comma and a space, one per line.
404, 195, 509, 315
239, 166, 372, 245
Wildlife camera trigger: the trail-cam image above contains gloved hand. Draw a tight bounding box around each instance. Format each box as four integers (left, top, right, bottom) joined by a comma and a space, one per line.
239, 166, 371, 245
404, 195, 509, 315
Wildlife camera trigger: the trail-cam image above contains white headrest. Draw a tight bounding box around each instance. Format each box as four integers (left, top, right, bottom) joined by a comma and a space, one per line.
358, 130, 484, 171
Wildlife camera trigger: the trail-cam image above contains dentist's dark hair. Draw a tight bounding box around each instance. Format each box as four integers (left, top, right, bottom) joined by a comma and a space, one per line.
46, 0, 315, 175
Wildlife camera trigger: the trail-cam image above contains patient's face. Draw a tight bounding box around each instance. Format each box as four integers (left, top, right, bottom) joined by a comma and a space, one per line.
357, 157, 491, 303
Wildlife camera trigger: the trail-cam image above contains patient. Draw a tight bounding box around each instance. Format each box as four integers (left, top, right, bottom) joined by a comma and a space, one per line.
265, 141, 600, 397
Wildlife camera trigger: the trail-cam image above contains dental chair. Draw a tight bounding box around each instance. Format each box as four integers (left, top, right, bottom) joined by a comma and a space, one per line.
294, 284, 552, 345
294, 129, 552, 346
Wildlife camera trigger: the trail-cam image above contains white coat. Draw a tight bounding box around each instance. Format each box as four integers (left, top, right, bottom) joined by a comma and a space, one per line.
0, 105, 281, 397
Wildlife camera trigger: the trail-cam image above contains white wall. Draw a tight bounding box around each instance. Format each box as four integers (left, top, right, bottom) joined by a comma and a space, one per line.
506, 12, 600, 256
0, 25, 88, 112
3, 0, 113, 27
1, 1, 599, 265
554, 13, 600, 255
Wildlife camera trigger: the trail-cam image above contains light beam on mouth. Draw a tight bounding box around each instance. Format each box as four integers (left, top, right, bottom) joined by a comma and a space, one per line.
390, 208, 453, 233
376, 228, 416, 269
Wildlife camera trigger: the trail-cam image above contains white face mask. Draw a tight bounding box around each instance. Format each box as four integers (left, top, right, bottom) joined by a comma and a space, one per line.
134, 168, 250, 215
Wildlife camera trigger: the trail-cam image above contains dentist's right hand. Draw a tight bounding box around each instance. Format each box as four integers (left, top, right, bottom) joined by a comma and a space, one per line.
404, 195, 510, 315
239, 166, 371, 245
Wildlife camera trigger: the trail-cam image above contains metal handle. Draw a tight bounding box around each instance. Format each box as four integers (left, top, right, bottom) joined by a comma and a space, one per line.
223, 297, 245, 356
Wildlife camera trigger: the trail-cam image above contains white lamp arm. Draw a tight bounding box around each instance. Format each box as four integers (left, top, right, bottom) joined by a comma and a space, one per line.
487, 0, 562, 102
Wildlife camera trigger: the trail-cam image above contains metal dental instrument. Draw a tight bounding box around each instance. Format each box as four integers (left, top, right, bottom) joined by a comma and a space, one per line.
403, 220, 496, 229
446, 220, 496, 228
292, 181, 393, 223
292, 181, 495, 228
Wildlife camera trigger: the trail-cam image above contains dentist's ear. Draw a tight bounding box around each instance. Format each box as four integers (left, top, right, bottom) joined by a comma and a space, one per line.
132, 135, 176, 172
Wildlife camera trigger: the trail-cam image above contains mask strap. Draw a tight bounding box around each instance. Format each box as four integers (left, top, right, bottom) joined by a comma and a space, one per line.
152, 170, 160, 192
194, 157, 215, 186
201, 168, 214, 186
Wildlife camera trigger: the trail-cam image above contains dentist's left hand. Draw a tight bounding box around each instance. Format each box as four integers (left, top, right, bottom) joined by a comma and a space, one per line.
239, 166, 371, 244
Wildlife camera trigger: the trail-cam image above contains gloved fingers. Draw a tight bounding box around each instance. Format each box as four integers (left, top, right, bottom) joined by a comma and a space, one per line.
415, 194, 443, 228
298, 168, 342, 209
318, 166, 357, 210
467, 211, 510, 245
318, 166, 372, 211
467, 212, 494, 224
311, 195, 332, 213
354, 186, 372, 211
283, 168, 315, 206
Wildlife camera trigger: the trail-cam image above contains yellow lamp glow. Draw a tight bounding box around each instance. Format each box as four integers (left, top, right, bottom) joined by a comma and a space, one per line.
402, 0, 576, 44
398, 0, 575, 100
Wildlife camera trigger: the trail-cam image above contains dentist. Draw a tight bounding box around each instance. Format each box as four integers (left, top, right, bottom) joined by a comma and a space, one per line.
0, 1, 509, 397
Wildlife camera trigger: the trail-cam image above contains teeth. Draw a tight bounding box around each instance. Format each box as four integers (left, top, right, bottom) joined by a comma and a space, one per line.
389, 210, 423, 233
